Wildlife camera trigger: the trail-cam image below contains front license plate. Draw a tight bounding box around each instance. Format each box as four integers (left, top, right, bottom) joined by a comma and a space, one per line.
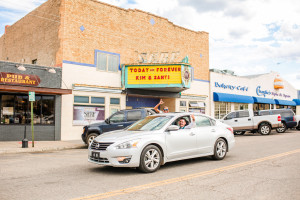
91, 151, 100, 158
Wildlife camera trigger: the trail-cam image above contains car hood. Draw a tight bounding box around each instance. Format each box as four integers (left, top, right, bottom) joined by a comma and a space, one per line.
88, 121, 106, 127
94, 129, 156, 142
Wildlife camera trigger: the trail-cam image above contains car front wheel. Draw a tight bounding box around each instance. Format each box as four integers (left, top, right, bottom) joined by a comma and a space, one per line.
212, 138, 227, 160
276, 123, 287, 133
139, 145, 162, 173
86, 133, 99, 145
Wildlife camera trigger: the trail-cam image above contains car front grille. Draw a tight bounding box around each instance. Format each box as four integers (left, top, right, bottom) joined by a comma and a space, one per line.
90, 141, 114, 151
89, 156, 109, 163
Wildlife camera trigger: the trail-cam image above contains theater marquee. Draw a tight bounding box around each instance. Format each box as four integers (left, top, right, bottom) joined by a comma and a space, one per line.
123, 63, 192, 91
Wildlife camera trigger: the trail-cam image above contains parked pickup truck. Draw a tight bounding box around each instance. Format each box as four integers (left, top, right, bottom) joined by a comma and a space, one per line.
81, 108, 156, 144
220, 110, 282, 135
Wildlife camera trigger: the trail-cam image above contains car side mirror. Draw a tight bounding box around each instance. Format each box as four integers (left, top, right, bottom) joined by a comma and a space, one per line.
166, 125, 179, 131
105, 118, 110, 124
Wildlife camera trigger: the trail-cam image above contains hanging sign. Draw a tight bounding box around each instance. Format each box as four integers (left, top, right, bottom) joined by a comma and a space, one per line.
0, 72, 40, 86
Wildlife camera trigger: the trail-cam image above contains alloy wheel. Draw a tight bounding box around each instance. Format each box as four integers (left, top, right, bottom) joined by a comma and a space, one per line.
216, 140, 226, 158
144, 149, 160, 170
261, 125, 270, 135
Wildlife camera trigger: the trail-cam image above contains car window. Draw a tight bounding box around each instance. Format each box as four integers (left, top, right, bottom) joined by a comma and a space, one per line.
127, 110, 142, 121
210, 119, 216, 126
195, 115, 211, 127
225, 112, 236, 120
237, 111, 249, 118
172, 116, 191, 126
281, 110, 293, 117
109, 112, 125, 123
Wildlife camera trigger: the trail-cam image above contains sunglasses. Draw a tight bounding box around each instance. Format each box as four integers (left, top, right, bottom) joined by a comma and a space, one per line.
163, 109, 168, 111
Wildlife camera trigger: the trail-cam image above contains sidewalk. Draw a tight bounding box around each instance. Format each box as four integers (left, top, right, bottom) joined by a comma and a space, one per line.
0, 140, 87, 155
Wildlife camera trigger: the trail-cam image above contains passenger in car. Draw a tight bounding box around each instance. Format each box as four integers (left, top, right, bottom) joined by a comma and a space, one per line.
154, 99, 169, 113
178, 114, 195, 129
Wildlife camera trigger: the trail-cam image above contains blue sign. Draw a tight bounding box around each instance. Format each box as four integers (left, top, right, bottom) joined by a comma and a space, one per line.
256, 86, 291, 98
215, 82, 248, 92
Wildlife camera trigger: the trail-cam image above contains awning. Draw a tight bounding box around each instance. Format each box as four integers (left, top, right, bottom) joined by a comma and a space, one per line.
0, 84, 72, 95
126, 88, 180, 98
253, 97, 275, 104
275, 99, 296, 106
213, 92, 254, 103
293, 99, 300, 105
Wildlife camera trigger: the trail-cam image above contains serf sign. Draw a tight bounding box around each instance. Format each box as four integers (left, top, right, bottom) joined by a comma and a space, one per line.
127, 65, 182, 85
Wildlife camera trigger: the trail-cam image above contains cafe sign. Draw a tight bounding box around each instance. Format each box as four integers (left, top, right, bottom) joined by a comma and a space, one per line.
0, 72, 40, 86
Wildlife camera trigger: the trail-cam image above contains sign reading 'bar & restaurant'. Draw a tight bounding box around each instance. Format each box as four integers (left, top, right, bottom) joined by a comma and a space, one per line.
0, 72, 40, 86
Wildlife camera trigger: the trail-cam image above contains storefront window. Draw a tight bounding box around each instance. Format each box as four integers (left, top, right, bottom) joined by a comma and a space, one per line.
254, 103, 270, 111
41, 96, 54, 124
1, 95, 14, 124
234, 103, 248, 111
0, 94, 55, 125
188, 101, 205, 114
215, 102, 231, 119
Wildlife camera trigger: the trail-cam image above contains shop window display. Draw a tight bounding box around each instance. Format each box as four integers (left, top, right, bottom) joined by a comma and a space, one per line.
0, 94, 55, 125
234, 103, 248, 111
214, 102, 231, 119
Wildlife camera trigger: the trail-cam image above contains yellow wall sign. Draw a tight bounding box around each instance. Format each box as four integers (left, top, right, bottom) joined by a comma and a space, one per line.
127, 65, 182, 85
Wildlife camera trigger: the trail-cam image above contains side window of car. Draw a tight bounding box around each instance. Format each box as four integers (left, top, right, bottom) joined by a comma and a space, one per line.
127, 110, 142, 121
195, 115, 211, 127
237, 111, 249, 118
110, 112, 125, 123
225, 112, 236, 120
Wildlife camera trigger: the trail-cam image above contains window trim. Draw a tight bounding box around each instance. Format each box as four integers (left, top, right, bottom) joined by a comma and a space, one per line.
95, 49, 120, 72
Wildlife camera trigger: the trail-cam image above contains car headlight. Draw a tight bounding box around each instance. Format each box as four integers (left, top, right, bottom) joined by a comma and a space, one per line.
116, 140, 140, 149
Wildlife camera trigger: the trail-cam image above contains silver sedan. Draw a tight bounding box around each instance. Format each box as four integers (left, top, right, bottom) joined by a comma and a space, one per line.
88, 113, 235, 173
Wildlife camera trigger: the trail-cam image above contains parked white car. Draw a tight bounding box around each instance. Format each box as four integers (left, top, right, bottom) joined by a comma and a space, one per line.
88, 112, 235, 173
220, 110, 282, 135
296, 115, 300, 130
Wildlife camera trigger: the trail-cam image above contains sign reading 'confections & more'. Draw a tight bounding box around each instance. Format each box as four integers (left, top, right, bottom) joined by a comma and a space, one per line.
0, 72, 40, 86
127, 65, 182, 85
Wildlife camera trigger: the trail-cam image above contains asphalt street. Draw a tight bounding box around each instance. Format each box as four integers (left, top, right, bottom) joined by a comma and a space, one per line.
1, 130, 300, 200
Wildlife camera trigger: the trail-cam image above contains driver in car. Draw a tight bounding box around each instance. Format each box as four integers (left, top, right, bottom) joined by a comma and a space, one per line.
178, 114, 196, 129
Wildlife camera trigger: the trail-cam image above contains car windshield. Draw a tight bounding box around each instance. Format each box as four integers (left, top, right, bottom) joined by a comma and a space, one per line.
127, 115, 173, 131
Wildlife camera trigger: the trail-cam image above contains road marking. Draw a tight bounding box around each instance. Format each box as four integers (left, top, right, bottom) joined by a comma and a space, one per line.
73, 149, 300, 200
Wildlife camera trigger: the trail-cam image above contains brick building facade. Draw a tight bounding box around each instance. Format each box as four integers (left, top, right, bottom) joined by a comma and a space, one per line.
0, 0, 210, 140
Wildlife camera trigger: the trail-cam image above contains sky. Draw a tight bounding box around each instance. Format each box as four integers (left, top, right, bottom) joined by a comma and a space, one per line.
0, 0, 300, 90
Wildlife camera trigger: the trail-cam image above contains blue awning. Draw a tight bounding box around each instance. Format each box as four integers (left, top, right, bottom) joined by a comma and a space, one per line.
213, 92, 254, 103
275, 99, 296, 106
253, 97, 275, 104
293, 99, 300, 105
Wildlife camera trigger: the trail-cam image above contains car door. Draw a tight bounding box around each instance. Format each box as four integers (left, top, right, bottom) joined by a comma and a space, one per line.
194, 115, 215, 154
222, 112, 238, 128
165, 116, 198, 160
235, 111, 253, 130
103, 111, 126, 132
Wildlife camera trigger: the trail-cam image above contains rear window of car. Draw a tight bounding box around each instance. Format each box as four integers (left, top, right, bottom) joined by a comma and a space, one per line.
127, 110, 142, 121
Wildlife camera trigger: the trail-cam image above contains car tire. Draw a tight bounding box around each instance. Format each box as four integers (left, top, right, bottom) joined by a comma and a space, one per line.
212, 138, 227, 160
296, 123, 300, 130
258, 124, 271, 135
139, 145, 162, 173
276, 123, 287, 133
234, 131, 245, 135
86, 133, 99, 145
